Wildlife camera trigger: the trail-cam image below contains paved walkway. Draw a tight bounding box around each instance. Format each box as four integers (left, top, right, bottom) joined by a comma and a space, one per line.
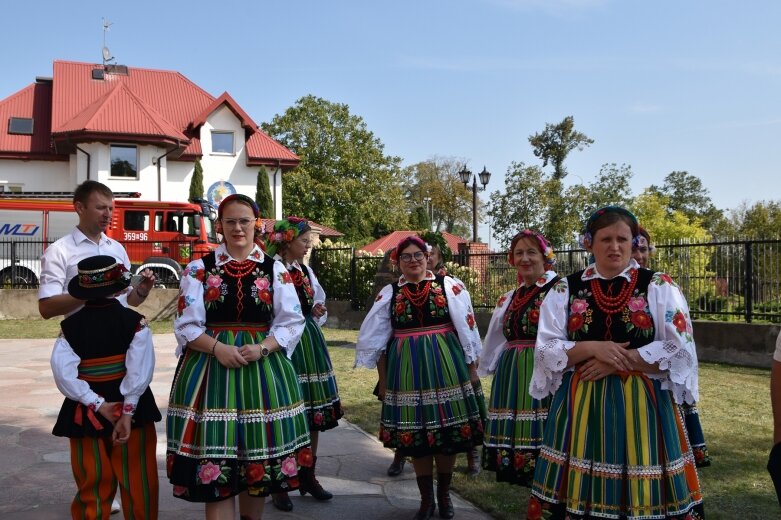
0, 334, 493, 519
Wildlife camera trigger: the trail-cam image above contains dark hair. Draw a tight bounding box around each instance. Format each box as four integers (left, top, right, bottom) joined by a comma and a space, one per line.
218, 194, 259, 219
589, 210, 639, 239
637, 225, 651, 244
73, 180, 113, 205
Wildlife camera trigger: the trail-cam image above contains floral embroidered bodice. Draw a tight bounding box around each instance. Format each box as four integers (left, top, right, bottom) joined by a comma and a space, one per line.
390, 274, 452, 329
564, 268, 655, 348
503, 277, 559, 341
199, 252, 278, 325
290, 264, 315, 316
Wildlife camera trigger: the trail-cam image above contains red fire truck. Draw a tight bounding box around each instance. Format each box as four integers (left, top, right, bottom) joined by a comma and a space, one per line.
0, 193, 218, 287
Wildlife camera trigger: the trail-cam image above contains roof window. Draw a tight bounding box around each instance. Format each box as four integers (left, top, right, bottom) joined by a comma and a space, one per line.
8, 117, 34, 135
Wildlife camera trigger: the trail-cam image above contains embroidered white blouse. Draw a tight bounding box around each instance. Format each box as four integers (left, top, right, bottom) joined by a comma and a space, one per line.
478, 270, 558, 377
530, 260, 699, 405
51, 321, 154, 412
173, 244, 305, 358
275, 255, 328, 327
354, 271, 482, 369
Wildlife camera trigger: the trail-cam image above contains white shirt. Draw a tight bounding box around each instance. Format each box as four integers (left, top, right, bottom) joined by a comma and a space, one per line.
173, 243, 305, 358
531, 260, 700, 405
274, 255, 329, 326
38, 227, 132, 314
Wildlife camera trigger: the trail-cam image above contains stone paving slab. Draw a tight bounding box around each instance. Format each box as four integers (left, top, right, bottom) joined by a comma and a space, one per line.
0, 334, 494, 519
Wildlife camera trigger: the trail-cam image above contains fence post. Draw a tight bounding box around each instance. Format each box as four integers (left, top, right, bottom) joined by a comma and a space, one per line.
349, 248, 357, 309
744, 241, 753, 323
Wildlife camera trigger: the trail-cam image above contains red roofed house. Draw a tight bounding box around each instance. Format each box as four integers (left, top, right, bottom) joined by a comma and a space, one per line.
0, 60, 299, 217
360, 230, 467, 255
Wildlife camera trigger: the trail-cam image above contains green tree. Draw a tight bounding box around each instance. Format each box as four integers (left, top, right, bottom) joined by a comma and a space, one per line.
649, 171, 723, 230
409, 206, 431, 231
723, 200, 781, 238
528, 115, 594, 181
189, 158, 204, 201
255, 166, 274, 219
262, 95, 406, 241
401, 157, 475, 235
487, 162, 552, 247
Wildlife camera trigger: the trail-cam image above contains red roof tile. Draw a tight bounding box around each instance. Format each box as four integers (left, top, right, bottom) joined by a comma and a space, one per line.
360, 230, 467, 254
0, 80, 65, 160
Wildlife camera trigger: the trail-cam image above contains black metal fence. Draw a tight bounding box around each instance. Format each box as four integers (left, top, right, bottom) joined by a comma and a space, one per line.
0, 239, 201, 289
310, 239, 781, 323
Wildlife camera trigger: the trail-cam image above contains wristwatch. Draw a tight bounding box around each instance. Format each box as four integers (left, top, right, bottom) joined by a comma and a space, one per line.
260, 343, 270, 358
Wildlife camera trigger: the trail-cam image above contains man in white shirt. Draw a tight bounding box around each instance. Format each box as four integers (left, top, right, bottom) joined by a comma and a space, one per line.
38, 180, 156, 515
38, 180, 155, 318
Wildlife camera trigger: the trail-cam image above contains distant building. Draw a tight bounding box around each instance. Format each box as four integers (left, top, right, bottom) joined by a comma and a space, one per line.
360, 230, 467, 255
0, 60, 298, 217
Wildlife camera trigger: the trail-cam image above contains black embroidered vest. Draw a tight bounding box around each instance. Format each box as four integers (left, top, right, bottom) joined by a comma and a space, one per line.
202, 252, 276, 326
390, 274, 451, 330
565, 268, 655, 349
291, 263, 315, 316
503, 276, 560, 342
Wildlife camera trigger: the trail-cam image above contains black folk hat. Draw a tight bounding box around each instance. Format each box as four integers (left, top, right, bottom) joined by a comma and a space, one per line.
68, 255, 132, 300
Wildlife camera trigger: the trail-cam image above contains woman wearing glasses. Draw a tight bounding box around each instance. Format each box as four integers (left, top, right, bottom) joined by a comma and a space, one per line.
356, 235, 484, 520
264, 217, 343, 511
167, 194, 310, 520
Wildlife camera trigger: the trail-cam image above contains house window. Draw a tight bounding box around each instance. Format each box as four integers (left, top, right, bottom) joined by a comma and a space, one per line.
8, 117, 34, 135
211, 131, 234, 154
110, 145, 138, 178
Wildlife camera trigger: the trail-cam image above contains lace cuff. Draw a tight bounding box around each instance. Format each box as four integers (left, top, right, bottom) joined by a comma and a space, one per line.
530, 339, 574, 399
638, 341, 698, 403
354, 347, 384, 369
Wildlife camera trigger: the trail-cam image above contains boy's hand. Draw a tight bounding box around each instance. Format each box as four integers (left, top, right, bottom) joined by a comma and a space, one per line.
98, 402, 121, 425
112, 415, 132, 445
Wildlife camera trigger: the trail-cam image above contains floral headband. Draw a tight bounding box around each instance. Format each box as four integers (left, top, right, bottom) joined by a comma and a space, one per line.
508, 229, 556, 267
390, 236, 431, 265
264, 216, 311, 257
579, 205, 640, 248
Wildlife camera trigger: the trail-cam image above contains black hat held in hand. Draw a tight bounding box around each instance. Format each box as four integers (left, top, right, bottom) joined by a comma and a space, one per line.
67, 255, 132, 300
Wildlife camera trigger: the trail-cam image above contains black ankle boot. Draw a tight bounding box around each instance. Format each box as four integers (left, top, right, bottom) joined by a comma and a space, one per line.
413, 474, 435, 520
271, 491, 293, 511
436, 472, 454, 519
387, 450, 406, 476
299, 455, 333, 500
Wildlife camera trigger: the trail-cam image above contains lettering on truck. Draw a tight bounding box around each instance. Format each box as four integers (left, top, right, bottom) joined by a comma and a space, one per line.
0, 223, 40, 236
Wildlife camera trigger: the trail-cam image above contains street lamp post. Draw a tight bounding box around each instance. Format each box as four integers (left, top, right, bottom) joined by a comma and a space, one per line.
459, 165, 491, 242
423, 197, 433, 230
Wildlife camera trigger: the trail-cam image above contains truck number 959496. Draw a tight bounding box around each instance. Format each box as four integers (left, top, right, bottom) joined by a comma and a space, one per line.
124, 232, 148, 241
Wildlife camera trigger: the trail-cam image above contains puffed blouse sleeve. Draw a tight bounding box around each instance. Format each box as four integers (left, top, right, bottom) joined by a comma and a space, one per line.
445, 276, 482, 363
173, 259, 208, 357
51, 334, 103, 408
639, 272, 699, 404
270, 259, 306, 359
119, 318, 155, 410
309, 267, 328, 327
477, 289, 513, 377
355, 283, 394, 368
530, 278, 576, 399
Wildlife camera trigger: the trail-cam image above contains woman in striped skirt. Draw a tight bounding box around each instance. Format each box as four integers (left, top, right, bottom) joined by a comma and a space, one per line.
356, 235, 484, 520
528, 206, 704, 520
265, 217, 343, 511
167, 194, 310, 520
478, 230, 558, 496
633, 226, 710, 468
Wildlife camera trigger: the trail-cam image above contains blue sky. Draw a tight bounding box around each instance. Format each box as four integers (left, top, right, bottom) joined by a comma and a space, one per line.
2, 0, 779, 243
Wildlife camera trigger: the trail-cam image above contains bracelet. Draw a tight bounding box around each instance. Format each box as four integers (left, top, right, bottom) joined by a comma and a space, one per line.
211, 338, 219, 356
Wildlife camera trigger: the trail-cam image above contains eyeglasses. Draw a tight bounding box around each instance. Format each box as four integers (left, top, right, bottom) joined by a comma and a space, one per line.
222, 218, 256, 228
399, 251, 426, 263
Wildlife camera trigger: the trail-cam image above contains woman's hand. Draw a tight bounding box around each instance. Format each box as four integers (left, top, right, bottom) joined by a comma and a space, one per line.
98, 402, 121, 425
468, 362, 480, 385
112, 414, 132, 445
579, 358, 617, 382
237, 343, 262, 362
312, 303, 327, 319
586, 340, 632, 371
214, 342, 248, 368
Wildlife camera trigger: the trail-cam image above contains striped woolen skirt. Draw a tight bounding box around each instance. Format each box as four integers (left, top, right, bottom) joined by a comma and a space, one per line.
530, 370, 705, 520
166, 325, 312, 503
680, 402, 710, 468
379, 324, 485, 457
482, 340, 549, 487
290, 316, 343, 431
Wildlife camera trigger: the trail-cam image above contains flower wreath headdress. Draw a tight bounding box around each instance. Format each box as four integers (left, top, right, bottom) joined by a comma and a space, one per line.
578, 205, 641, 249
264, 216, 311, 257
508, 229, 556, 268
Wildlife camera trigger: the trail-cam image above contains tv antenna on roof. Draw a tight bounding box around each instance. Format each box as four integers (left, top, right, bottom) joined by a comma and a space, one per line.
102, 18, 115, 66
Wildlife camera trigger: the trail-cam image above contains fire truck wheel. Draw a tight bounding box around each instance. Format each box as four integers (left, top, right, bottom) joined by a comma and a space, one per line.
0, 267, 38, 289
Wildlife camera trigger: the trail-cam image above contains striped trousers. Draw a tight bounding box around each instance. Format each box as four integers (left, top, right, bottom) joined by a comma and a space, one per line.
69, 423, 158, 520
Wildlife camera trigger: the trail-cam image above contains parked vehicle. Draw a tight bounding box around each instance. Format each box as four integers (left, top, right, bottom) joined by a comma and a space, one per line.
0, 193, 218, 287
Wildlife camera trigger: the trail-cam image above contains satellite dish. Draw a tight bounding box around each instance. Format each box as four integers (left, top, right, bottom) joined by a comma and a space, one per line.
102, 46, 113, 62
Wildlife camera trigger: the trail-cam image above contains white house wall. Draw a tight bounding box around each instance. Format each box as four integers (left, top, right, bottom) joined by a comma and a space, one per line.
0, 159, 69, 191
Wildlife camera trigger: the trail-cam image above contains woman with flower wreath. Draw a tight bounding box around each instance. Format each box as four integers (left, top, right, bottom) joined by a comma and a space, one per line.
527, 206, 705, 520
355, 235, 484, 520
264, 216, 343, 512
477, 230, 559, 495
166, 194, 310, 520
632, 225, 710, 469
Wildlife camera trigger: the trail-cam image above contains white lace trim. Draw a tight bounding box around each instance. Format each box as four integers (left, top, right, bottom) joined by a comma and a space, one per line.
354, 347, 383, 369
530, 339, 574, 399
385, 383, 474, 407
638, 340, 698, 403
168, 402, 307, 423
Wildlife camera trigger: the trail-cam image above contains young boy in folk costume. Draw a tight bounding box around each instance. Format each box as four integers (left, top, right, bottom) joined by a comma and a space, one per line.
51, 255, 161, 520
